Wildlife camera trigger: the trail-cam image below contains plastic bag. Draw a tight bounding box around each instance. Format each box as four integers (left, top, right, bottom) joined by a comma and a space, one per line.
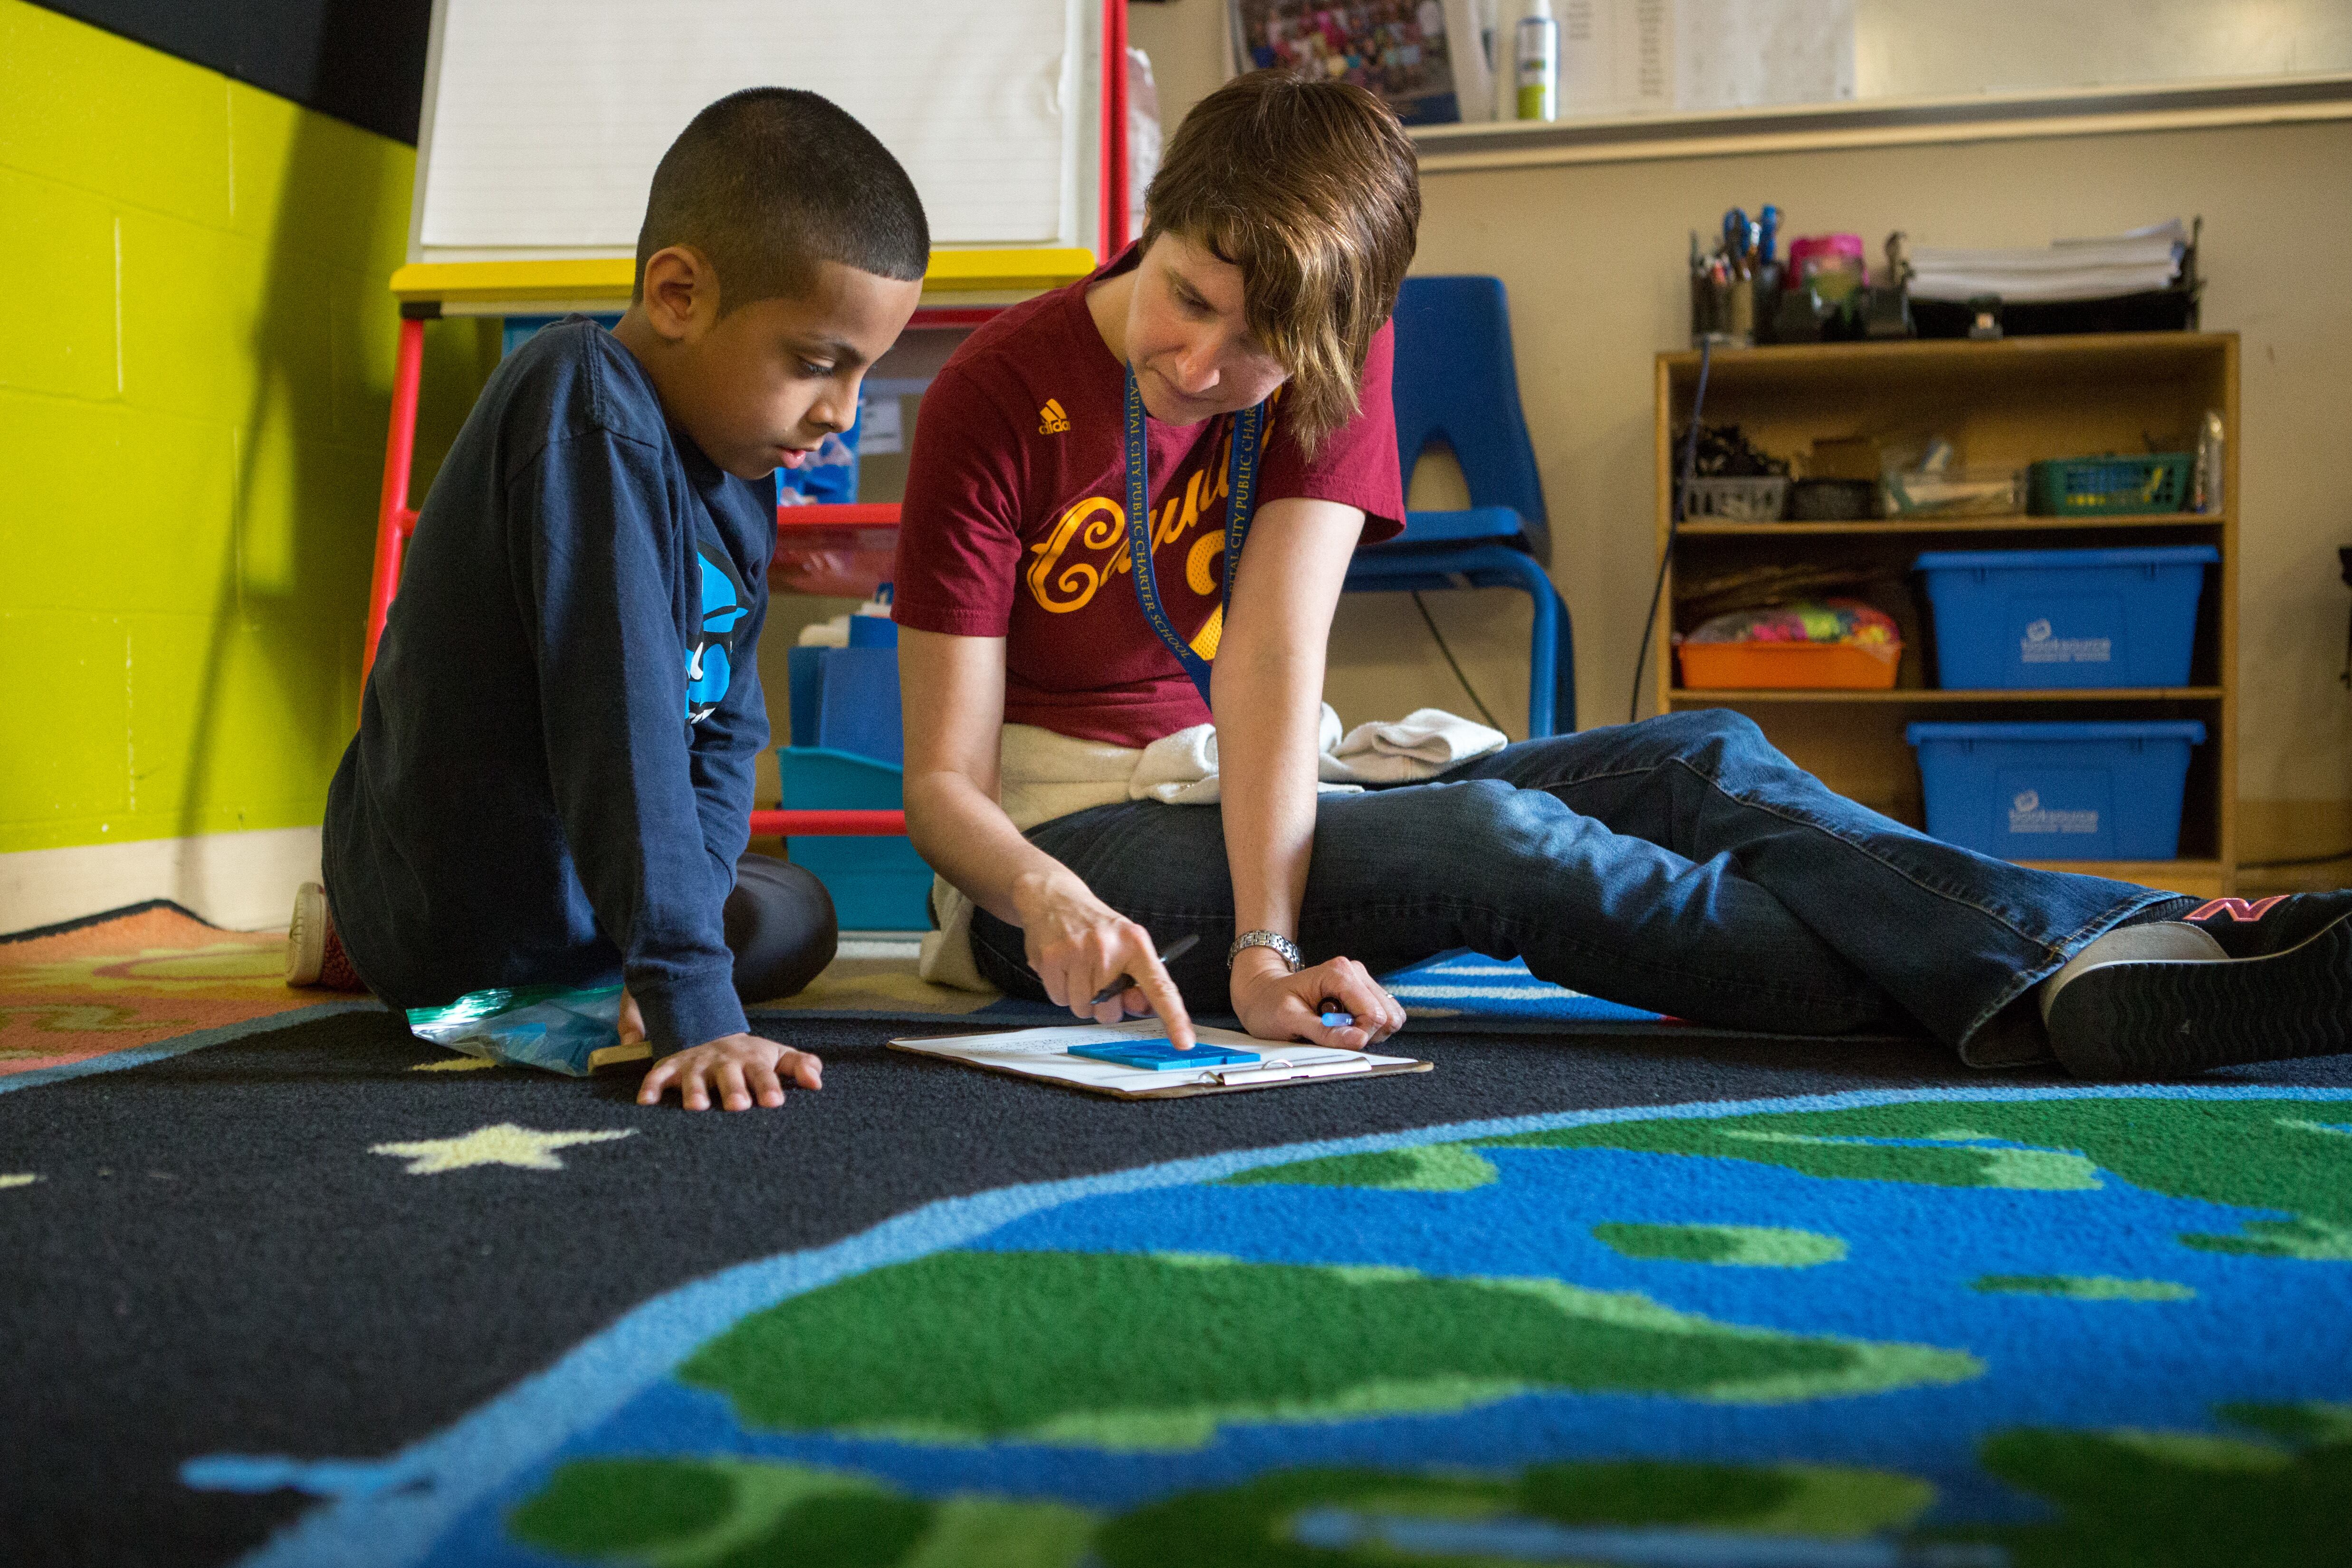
405, 984, 648, 1077
1683, 598, 1898, 647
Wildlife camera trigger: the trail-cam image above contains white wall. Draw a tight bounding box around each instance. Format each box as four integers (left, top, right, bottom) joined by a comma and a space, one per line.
1855, 0, 2352, 99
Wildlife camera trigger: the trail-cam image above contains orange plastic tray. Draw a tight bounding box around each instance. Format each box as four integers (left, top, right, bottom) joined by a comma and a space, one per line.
1676, 640, 1902, 690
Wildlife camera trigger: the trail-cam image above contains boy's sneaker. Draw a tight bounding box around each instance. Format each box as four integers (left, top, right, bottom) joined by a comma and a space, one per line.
2042, 891, 2352, 1078
286, 882, 366, 992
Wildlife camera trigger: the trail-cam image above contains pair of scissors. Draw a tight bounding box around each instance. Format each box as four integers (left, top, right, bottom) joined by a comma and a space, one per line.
1721, 208, 1758, 277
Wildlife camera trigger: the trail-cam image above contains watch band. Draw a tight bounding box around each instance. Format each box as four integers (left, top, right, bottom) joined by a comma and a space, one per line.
1227, 930, 1303, 972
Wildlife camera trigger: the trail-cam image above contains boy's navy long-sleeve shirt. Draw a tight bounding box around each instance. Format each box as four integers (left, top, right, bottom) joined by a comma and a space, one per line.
325, 319, 774, 1051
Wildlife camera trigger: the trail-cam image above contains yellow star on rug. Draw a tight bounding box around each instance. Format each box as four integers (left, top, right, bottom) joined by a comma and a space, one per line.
370, 1123, 634, 1175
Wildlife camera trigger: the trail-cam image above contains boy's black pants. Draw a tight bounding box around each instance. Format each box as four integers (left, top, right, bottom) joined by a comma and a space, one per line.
724, 853, 837, 1006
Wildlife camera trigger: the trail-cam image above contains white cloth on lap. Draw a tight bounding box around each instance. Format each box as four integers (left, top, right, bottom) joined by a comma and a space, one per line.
1326, 707, 1512, 783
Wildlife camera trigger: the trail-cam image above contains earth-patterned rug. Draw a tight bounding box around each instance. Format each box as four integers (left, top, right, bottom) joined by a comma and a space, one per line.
4, 1001, 2348, 1567
226, 1091, 2352, 1568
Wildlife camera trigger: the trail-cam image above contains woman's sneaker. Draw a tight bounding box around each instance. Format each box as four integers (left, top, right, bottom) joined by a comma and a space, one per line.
2042, 891, 2352, 1077
285, 882, 367, 991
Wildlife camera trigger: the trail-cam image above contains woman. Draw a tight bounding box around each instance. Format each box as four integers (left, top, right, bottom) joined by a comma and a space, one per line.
889, 69, 2352, 1079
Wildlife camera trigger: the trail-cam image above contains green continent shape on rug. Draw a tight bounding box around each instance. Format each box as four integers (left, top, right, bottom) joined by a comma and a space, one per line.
1092, 1459, 1933, 1568
507, 1458, 1094, 1568
1970, 1274, 2196, 1301
675, 1251, 1979, 1449
1221, 1144, 1500, 1191
1593, 1223, 1847, 1267
1484, 1100, 2352, 1258
510, 1456, 1934, 1568
505, 1421, 2352, 1568
2179, 1215, 2352, 1261
1946, 1403, 2352, 1567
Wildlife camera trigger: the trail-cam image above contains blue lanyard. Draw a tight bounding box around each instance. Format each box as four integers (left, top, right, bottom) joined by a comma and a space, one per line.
1123, 366, 1267, 711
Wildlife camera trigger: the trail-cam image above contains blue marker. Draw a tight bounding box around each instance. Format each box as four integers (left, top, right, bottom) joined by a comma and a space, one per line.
1319, 998, 1355, 1029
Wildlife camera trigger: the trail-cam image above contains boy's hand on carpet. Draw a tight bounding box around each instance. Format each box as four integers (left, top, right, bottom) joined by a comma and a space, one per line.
617, 988, 647, 1046
636, 1034, 822, 1111
1231, 951, 1405, 1051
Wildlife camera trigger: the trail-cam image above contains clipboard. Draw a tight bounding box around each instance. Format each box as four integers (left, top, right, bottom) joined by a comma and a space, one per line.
887, 1019, 1432, 1100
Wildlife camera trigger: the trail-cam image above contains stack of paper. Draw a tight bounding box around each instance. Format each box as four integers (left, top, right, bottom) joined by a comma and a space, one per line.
1907, 220, 2187, 304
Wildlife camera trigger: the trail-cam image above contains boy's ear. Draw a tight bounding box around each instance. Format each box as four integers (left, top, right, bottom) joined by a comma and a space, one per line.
638, 245, 718, 341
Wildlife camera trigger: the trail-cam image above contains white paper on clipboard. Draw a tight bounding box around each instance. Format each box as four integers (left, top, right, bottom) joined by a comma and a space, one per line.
888, 1018, 1427, 1098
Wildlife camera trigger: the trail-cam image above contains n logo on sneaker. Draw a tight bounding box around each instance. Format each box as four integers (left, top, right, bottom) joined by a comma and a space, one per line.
1038, 398, 1070, 435
2186, 896, 2288, 923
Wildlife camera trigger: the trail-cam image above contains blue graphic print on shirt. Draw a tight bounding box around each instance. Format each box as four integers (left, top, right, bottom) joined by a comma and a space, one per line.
687, 546, 751, 724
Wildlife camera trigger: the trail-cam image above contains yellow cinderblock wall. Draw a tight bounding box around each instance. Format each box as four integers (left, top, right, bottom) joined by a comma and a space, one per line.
0, 0, 496, 857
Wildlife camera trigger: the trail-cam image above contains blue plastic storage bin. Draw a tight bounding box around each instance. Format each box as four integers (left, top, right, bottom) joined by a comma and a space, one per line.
785, 634, 902, 764
1914, 546, 2217, 689
1906, 721, 2205, 861
776, 747, 931, 930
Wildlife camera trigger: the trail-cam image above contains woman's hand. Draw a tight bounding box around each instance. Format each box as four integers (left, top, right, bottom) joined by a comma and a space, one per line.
1013, 870, 1196, 1047
1228, 947, 1406, 1050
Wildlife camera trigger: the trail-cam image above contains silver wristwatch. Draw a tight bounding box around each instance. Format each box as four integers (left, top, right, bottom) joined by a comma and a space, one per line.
1227, 929, 1303, 972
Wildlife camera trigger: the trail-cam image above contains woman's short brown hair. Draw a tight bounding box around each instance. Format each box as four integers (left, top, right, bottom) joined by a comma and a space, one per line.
1142, 69, 1420, 456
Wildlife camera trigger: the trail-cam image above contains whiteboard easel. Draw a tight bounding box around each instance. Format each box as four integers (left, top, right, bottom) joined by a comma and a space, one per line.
406, 0, 1109, 268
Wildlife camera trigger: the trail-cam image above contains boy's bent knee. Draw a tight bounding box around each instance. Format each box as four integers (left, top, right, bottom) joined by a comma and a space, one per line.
726, 856, 838, 1003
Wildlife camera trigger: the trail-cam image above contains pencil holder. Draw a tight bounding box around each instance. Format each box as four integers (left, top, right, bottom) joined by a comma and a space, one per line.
1689, 274, 1751, 348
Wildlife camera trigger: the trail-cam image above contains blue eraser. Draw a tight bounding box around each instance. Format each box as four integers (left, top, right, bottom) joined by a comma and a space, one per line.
1069, 1038, 1260, 1071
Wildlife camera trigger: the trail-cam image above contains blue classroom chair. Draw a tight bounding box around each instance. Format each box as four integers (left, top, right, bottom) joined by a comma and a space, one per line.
1344, 275, 1574, 737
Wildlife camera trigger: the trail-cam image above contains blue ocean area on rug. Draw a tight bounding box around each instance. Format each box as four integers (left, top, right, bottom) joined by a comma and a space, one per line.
210, 1089, 2352, 1568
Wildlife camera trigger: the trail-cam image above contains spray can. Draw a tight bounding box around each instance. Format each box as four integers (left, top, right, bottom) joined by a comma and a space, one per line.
1515, 0, 1558, 122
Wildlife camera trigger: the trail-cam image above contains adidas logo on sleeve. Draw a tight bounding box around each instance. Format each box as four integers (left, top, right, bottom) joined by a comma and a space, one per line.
1037, 398, 1070, 435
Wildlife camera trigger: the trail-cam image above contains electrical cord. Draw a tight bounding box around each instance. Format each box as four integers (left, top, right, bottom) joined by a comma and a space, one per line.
1629, 339, 1711, 723
1412, 590, 1502, 731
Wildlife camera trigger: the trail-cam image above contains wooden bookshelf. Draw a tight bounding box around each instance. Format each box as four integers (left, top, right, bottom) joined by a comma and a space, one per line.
1653, 333, 2238, 898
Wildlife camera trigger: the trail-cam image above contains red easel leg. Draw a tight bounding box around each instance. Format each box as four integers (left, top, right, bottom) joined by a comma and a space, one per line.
1102, 0, 1129, 258
361, 316, 427, 707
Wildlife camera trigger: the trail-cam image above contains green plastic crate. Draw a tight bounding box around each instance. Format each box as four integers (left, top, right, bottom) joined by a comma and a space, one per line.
2027, 453, 2192, 516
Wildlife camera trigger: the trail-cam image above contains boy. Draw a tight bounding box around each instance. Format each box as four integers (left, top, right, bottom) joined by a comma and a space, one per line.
300, 88, 927, 1112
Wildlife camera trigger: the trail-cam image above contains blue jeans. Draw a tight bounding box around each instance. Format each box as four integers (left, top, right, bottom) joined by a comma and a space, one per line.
968, 709, 2177, 1061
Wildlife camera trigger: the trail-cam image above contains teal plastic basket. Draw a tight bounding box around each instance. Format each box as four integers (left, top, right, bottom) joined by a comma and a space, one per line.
776, 747, 931, 931
2026, 453, 2192, 516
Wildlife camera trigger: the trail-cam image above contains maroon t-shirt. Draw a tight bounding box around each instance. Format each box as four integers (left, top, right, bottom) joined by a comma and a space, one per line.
891, 248, 1405, 748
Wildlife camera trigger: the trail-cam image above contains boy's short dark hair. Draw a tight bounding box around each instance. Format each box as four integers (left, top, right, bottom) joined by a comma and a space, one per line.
634, 87, 930, 313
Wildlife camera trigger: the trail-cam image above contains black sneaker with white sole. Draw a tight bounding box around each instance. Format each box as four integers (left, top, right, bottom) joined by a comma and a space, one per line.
2043, 891, 2352, 1078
